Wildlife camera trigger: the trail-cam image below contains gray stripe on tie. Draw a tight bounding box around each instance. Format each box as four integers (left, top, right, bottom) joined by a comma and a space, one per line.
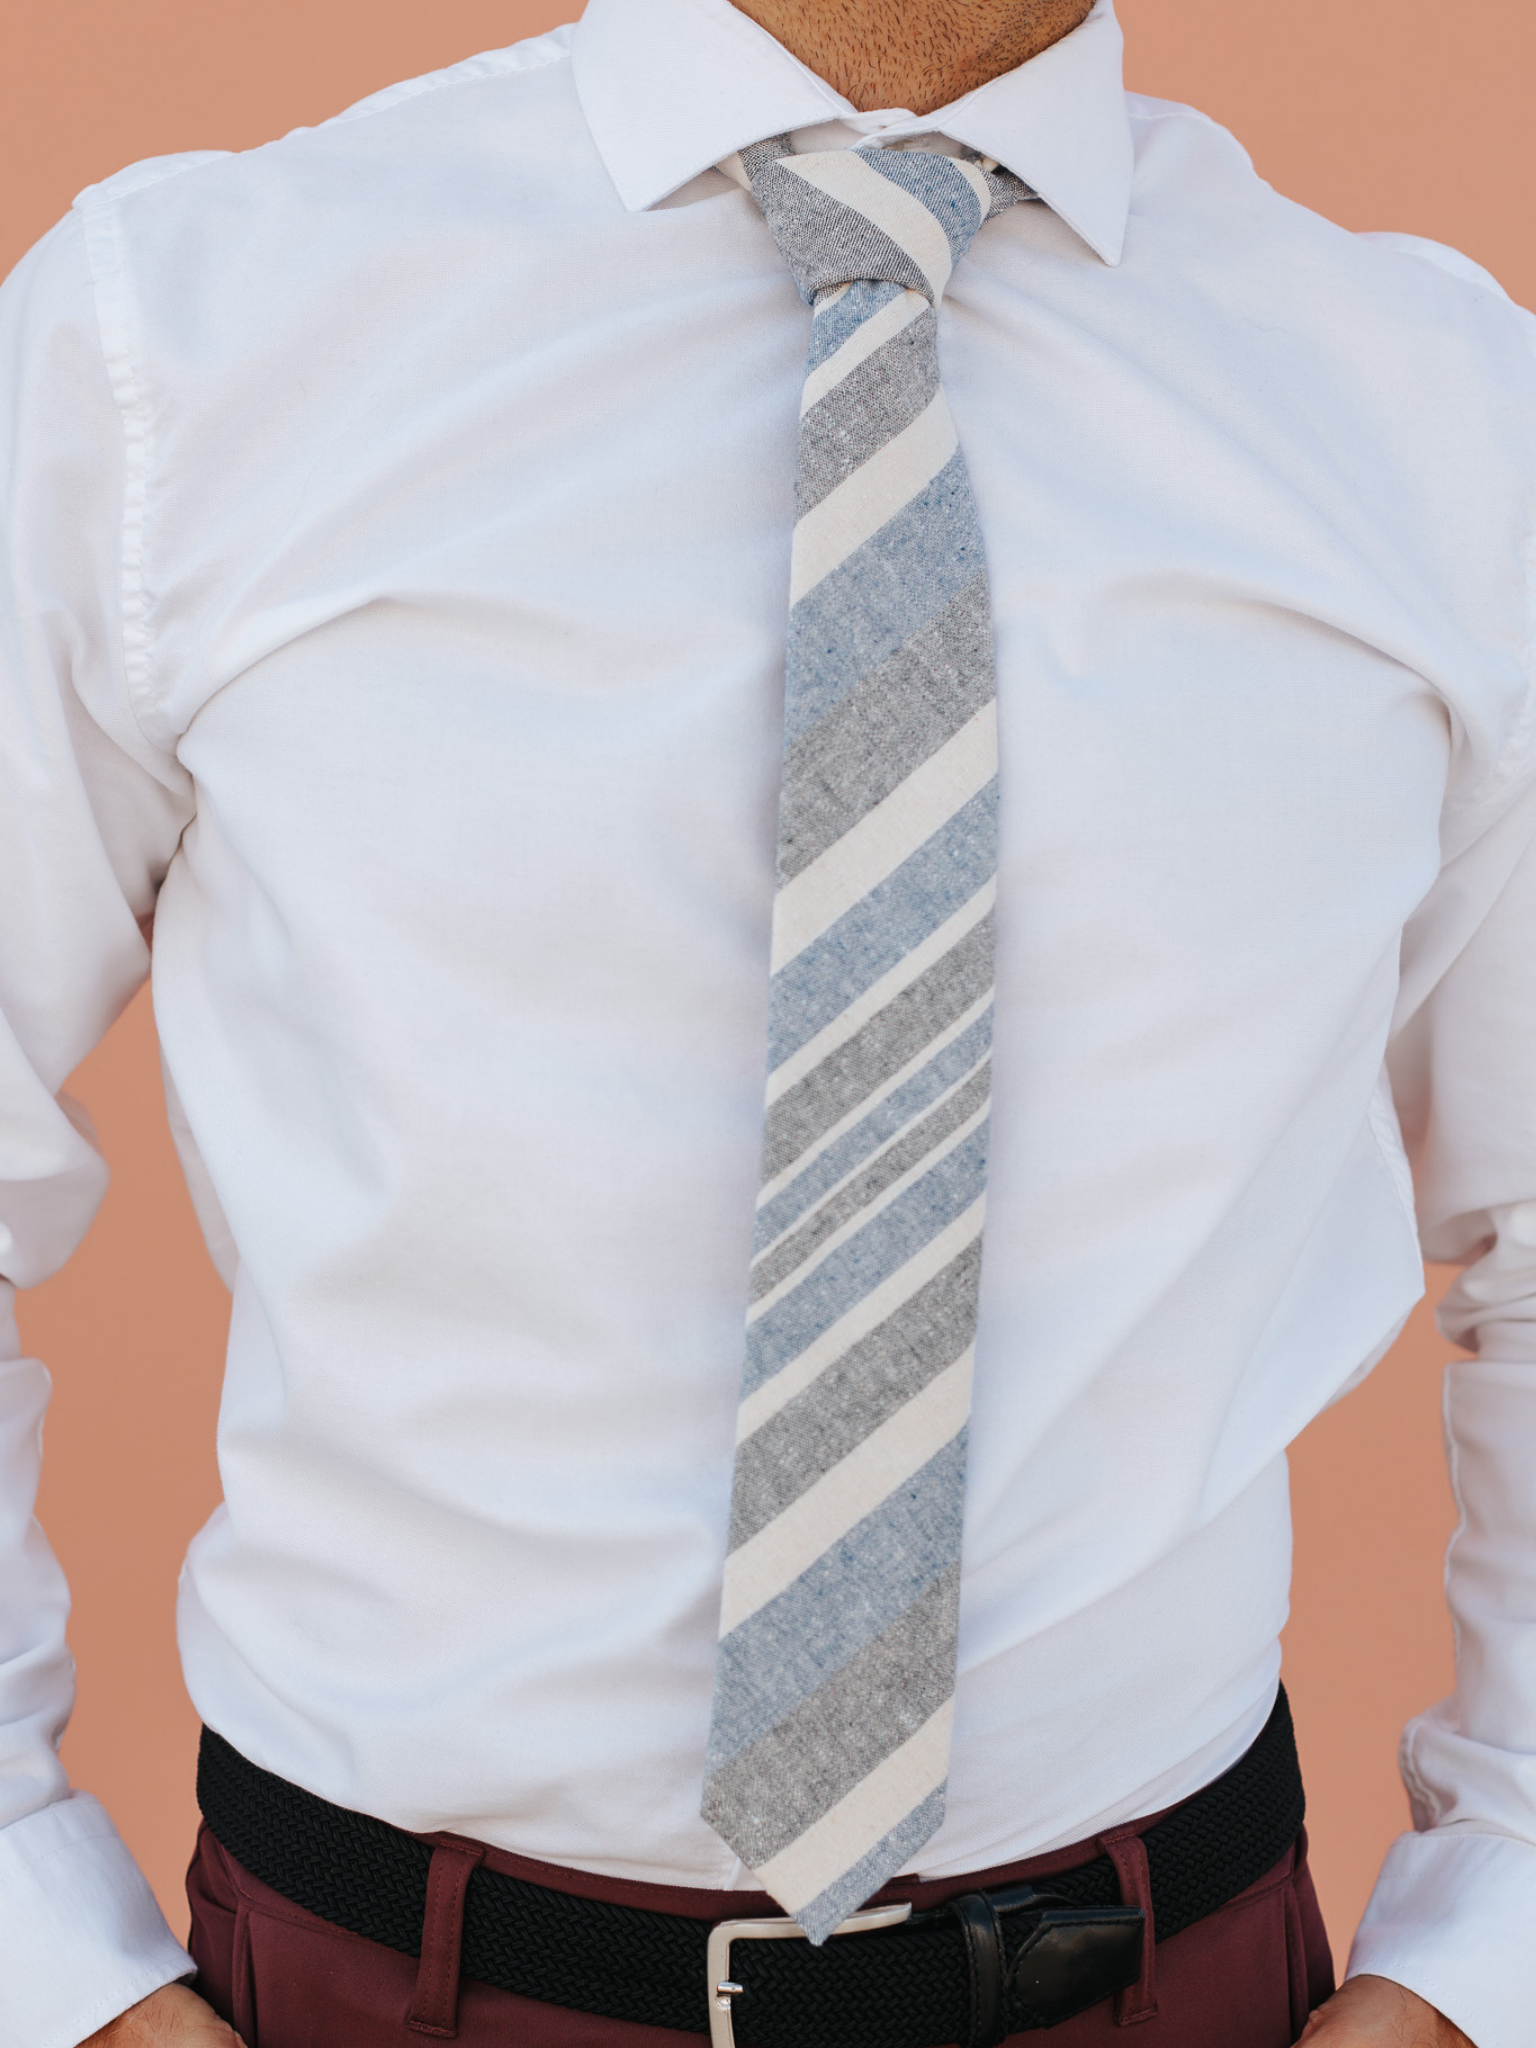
767, 783, 997, 1071
794, 310, 940, 519
762, 912, 994, 1183
744, 1123, 988, 1394
777, 574, 994, 883
705, 1431, 967, 1767
753, 1008, 993, 1254
738, 133, 794, 177
730, 1241, 983, 1549
749, 162, 933, 304
700, 1567, 959, 1868
750, 1061, 991, 1303
792, 1787, 950, 1946
783, 452, 985, 744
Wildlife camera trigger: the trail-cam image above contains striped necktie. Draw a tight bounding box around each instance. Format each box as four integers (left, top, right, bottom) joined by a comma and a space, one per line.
703, 138, 1030, 1943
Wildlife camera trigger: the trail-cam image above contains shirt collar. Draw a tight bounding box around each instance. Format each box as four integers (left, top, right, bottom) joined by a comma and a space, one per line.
571, 0, 1133, 265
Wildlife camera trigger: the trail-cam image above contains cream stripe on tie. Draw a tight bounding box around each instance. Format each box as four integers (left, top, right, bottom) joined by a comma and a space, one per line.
782, 151, 959, 296
733, 1196, 988, 1443
800, 285, 927, 413
745, 1098, 992, 1322
718, 1351, 974, 1633
764, 884, 996, 1106
770, 703, 999, 970
703, 135, 1032, 1945
751, 1702, 956, 1908
752, 988, 994, 1211
788, 391, 959, 603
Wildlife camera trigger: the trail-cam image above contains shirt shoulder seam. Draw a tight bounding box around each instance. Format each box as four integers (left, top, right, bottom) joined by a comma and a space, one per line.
69, 174, 199, 755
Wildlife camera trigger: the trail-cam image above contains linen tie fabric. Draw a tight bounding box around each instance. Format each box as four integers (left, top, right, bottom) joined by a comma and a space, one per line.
703, 137, 1031, 1944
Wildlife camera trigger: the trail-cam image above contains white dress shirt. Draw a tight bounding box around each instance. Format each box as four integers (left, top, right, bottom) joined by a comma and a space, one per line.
3, 2, 1535, 2041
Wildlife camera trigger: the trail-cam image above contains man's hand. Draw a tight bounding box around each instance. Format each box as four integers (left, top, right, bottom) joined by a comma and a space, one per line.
1301, 1975, 1473, 2046
81, 1984, 243, 2047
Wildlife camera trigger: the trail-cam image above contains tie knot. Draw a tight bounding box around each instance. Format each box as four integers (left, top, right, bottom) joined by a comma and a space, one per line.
741, 140, 1030, 306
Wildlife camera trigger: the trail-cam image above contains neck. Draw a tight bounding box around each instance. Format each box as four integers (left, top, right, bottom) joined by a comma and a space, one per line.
727, 0, 1096, 116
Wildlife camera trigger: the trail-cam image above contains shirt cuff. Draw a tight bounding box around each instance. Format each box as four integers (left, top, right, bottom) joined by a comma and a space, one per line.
1348, 1826, 1536, 2048
0, 1792, 194, 2048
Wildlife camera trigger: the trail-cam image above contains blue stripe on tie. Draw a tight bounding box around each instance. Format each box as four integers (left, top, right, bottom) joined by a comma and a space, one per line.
793, 1787, 950, 1944
704, 1431, 967, 1769
805, 277, 908, 373
752, 1009, 994, 1254
864, 150, 983, 267
783, 453, 985, 745
766, 783, 997, 1072
744, 1123, 988, 1395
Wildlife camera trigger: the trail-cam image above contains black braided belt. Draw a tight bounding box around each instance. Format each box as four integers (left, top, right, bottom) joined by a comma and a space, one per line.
197, 1688, 1304, 2048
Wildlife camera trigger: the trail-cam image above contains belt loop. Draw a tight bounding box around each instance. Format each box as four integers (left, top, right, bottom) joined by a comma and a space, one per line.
1097, 1827, 1156, 2024
408, 1839, 485, 2038
949, 1891, 1009, 2048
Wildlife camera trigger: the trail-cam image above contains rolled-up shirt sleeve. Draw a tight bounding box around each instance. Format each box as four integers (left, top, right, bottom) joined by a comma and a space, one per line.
1354, 755, 1536, 2046
0, 207, 197, 2045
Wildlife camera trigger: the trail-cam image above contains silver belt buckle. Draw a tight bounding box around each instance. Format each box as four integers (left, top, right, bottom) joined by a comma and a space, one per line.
706, 1901, 913, 2048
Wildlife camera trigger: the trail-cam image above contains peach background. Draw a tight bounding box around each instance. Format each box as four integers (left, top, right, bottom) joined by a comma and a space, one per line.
5, 0, 1532, 1966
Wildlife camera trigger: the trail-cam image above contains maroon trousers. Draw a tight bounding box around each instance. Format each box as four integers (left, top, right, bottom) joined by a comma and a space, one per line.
188, 1815, 1334, 2048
